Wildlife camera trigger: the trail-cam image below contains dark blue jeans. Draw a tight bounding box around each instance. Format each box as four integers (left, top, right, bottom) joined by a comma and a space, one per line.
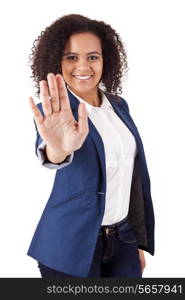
38, 216, 142, 278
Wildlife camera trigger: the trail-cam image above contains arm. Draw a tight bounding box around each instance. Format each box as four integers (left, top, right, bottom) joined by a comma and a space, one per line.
37, 139, 74, 170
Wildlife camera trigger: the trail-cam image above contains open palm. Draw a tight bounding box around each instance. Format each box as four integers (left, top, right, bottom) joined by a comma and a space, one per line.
29, 73, 89, 155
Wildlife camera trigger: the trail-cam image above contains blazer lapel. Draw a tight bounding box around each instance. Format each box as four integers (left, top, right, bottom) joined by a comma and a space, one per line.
106, 94, 147, 166
67, 90, 142, 193
72, 114, 107, 193
105, 94, 142, 148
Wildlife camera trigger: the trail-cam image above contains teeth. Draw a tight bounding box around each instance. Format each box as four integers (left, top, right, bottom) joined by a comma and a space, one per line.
73, 75, 92, 80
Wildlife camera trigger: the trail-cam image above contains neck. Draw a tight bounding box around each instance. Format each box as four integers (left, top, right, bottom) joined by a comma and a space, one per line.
68, 86, 102, 107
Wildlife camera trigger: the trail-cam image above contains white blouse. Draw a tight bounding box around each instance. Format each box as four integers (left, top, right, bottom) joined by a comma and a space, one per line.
37, 86, 137, 225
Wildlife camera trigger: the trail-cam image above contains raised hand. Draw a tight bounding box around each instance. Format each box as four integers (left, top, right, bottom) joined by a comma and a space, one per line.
29, 73, 89, 160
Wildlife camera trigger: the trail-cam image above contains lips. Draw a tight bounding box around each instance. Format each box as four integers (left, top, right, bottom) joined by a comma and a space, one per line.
72, 75, 94, 80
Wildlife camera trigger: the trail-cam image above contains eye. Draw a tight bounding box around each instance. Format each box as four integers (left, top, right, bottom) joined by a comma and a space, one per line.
88, 56, 98, 60
66, 56, 77, 61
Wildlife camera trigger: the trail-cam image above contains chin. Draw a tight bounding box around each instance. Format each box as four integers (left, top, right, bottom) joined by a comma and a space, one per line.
70, 83, 98, 94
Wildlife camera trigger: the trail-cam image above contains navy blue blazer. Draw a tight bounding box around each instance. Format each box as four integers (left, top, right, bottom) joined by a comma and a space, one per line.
27, 90, 155, 277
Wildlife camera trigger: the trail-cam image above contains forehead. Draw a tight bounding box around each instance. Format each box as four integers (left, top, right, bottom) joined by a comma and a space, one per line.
64, 32, 102, 52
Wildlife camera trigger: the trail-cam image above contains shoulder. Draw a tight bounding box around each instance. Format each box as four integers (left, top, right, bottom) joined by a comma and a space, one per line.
104, 92, 130, 114
118, 96, 130, 114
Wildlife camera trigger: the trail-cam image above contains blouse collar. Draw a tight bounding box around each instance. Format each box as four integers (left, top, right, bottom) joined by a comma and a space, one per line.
67, 85, 113, 113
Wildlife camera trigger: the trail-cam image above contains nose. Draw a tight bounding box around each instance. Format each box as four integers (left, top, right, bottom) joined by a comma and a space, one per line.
75, 57, 91, 70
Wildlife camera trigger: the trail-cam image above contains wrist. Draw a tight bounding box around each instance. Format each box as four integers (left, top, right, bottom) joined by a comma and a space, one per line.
45, 145, 71, 163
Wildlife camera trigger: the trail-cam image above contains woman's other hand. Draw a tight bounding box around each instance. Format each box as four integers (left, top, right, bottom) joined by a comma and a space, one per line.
138, 249, 146, 274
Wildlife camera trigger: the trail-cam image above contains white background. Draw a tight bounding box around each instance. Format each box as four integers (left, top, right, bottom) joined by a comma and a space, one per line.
0, 0, 184, 277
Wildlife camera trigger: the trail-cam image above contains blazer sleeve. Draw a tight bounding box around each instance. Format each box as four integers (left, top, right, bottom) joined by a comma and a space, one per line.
33, 103, 74, 170
37, 140, 74, 169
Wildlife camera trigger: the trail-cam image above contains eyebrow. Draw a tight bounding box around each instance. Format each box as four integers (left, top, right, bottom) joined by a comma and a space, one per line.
62, 51, 101, 56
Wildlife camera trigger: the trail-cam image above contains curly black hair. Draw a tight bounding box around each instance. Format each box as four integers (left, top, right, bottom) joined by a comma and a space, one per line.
28, 14, 128, 101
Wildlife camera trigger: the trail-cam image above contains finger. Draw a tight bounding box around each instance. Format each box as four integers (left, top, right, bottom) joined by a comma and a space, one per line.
39, 80, 52, 116
29, 97, 43, 127
56, 74, 72, 112
47, 73, 60, 113
77, 102, 89, 135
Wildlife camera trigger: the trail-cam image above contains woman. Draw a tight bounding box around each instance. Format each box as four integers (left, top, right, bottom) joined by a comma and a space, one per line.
27, 14, 155, 278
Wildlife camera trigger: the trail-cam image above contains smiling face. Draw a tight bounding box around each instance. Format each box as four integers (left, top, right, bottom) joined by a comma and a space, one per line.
61, 32, 103, 101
